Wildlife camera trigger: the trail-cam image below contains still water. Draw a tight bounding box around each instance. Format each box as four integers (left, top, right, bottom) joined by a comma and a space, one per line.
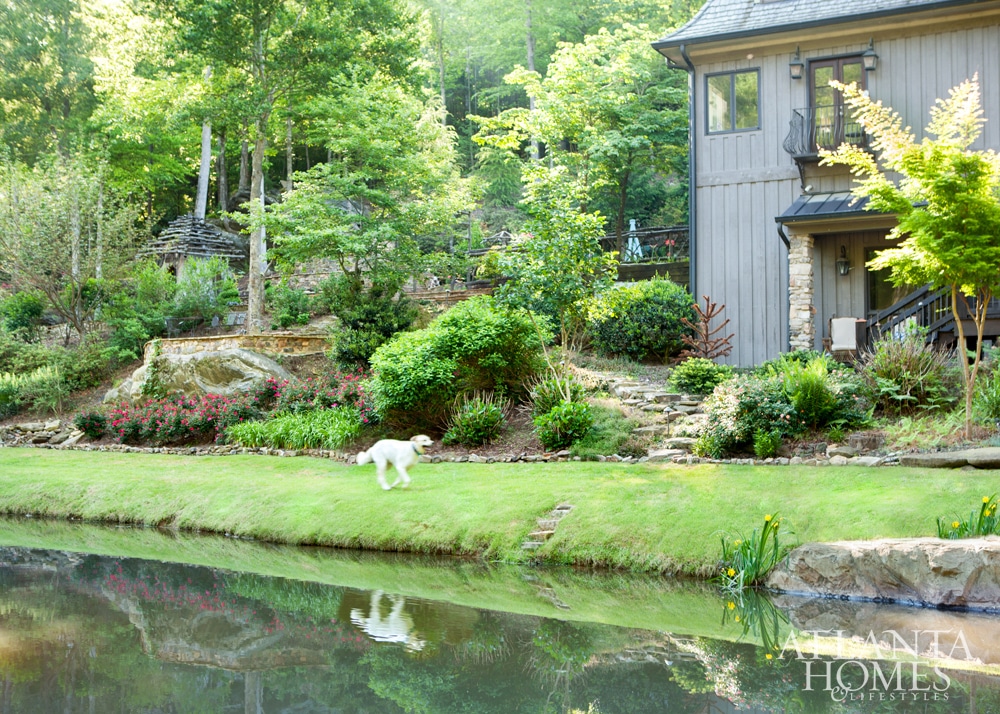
0, 520, 998, 713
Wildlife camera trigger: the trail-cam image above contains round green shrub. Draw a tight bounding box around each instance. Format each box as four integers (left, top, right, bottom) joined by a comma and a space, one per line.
442, 393, 508, 446
0, 291, 45, 340
534, 400, 593, 451
668, 357, 733, 395
588, 278, 695, 362
530, 376, 585, 418
368, 296, 545, 426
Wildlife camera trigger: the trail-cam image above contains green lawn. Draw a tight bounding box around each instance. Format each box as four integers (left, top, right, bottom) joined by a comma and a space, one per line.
1, 447, 998, 576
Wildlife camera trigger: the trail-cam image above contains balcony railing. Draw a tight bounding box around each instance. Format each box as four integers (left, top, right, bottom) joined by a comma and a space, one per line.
783, 105, 870, 159
598, 225, 690, 264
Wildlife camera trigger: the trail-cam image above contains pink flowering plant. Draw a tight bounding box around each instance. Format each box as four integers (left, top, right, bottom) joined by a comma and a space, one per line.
108, 393, 266, 445
107, 368, 374, 447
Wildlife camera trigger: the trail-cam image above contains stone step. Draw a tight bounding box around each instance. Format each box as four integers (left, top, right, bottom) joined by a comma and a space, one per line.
521, 541, 545, 550
537, 518, 560, 530
528, 530, 555, 540
640, 404, 666, 412
632, 425, 669, 436
650, 393, 683, 403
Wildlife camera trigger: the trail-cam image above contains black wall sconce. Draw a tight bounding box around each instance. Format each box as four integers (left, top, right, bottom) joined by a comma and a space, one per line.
862, 38, 878, 72
836, 245, 851, 276
789, 46, 804, 79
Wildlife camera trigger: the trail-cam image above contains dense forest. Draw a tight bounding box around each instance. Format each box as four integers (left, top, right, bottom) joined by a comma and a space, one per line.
0, 0, 703, 340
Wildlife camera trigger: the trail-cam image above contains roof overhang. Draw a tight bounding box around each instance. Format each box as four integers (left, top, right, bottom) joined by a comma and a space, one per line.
775, 192, 896, 234
653, 0, 1000, 65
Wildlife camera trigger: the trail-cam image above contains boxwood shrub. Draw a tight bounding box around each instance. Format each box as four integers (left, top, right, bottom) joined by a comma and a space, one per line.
588, 278, 695, 362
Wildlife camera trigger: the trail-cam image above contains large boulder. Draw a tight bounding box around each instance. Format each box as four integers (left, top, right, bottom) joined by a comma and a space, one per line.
104, 348, 294, 403
767, 537, 1000, 611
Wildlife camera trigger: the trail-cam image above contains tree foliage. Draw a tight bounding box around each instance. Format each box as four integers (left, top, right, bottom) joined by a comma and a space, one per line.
821, 76, 1000, 437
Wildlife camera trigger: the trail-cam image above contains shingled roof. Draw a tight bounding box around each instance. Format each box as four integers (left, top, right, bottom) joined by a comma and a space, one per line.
139, 214, 246, 263
654, 0, 984, 49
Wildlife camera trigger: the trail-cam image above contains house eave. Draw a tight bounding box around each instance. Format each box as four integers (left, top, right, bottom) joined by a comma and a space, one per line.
653, 0, 1000, 61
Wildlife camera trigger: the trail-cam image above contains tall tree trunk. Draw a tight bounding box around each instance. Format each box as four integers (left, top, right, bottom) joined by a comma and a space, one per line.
247, 125, 268, 334
217, 127, 229, 212
195, 67, 213, 219
525, 0, 539, 161
239, 120, 251, 195
95, 181, 103, 280
285, 116, 294, 190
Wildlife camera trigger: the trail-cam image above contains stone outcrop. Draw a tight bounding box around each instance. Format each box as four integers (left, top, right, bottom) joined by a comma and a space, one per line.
900, 447, 1000, 469
105, 348, 294, 403
768, 538, 1000, 611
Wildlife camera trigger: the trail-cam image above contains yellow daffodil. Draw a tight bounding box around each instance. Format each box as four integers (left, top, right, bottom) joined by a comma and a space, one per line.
734, 615, 740, 622
953, 521, 960, 529
764, 514, 772, 522
985, 497, 991, 504
727, 602, 735, 610
765, 653, 773, 660
727, 568, 736, 577
734, 540, 741, 546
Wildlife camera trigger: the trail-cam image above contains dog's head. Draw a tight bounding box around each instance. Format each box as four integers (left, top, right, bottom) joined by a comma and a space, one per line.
410, 435, 433, 453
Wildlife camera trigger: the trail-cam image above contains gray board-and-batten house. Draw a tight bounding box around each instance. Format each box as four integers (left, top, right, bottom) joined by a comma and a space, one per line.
654, 0, 1000, 366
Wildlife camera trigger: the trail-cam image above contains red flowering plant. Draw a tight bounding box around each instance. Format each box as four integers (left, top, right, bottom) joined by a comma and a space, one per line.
108, 393, 266, 446
270, 367, 373, 422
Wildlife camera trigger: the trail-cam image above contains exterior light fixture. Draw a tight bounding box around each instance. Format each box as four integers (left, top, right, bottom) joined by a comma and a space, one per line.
836, 245, 851, 276
862, 38, 878, 72
789, 46, 804, 79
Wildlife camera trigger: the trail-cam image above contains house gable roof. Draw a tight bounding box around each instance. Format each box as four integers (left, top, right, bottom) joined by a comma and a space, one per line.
654, 0, 988, 50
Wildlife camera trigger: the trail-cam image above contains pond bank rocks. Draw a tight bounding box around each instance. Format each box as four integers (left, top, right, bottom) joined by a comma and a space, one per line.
768, 538, 1000, 611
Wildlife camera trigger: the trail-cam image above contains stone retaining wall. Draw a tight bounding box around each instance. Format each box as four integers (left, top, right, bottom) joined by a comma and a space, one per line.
145, 334, 329, 360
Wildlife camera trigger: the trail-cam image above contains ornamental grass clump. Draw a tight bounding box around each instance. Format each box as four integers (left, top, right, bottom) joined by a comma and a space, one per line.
937, 495, 1000, 539
717, 514, 788, 592
224, 408, 362, 450
529, 375, 585, 418
442, 393, 509, 446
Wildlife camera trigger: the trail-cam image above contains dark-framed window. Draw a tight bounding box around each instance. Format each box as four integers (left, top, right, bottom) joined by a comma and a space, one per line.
706, 69, 759, 134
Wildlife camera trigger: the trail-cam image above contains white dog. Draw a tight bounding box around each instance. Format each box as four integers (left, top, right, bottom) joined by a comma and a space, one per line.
356, 435, 433, 490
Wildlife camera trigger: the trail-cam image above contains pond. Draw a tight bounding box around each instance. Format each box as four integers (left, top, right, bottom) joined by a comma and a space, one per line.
0, 519, 998, 713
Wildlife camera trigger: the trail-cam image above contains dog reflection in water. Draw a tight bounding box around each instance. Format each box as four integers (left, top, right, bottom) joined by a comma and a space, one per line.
356, 435, 434, 490
350, 590, 426, 652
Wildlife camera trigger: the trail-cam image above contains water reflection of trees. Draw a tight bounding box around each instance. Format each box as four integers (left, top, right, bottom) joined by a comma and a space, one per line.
0, 549, 996, 713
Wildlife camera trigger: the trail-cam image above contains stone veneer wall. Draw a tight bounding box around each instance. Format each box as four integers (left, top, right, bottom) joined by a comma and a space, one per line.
787, 231, 815, 351
144, 334, 329, 361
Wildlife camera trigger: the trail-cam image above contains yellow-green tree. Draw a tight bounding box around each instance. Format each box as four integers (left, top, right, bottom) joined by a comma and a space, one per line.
821, 77, 1000, 438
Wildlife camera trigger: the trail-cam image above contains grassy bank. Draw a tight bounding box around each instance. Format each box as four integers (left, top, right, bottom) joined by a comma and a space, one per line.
2, 448, 1000, 575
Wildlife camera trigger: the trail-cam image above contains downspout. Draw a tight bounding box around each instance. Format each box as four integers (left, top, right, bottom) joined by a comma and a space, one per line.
679, 44, 696, 296
777, 223, 791, 352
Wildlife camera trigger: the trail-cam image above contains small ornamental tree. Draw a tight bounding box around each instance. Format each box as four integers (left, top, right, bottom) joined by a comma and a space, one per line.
820, 77, 1000, 438
495, 166, 617, 353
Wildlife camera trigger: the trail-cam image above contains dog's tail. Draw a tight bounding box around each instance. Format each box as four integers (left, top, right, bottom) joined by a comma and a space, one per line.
356, 449, 372, 465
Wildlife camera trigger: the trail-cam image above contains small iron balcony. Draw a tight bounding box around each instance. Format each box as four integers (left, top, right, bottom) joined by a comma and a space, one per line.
782, 105, 870, 160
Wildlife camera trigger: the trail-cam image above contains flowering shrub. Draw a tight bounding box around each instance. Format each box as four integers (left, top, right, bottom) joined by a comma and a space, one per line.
268, 368, 372, 421
73, 411, 107, 439
108, 393, 265, 445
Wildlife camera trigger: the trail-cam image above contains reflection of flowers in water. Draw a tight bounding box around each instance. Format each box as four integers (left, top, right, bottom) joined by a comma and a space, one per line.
100, 565, 366, 649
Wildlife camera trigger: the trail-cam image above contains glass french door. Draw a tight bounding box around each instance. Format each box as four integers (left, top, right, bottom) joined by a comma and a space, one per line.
810, 58, 866, 151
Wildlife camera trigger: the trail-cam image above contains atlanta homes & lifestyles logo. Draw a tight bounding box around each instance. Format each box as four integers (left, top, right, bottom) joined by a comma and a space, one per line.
780, 629, 974, 703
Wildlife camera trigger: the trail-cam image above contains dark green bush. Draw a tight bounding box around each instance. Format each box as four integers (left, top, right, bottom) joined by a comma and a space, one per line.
320, 274, 417, 368
668, 357, 733, 395
859, 330, 953, 414
0, 291, 45, 341
267, 281, 312, 329
530, 376, 585, 417
442, 393, 508, 446
74, 411, 107, 439
369, 296, 545, 427
588, 278, 695, 361
534, 400, 593, 450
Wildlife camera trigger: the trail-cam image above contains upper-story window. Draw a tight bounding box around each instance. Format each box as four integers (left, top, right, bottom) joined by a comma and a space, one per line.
706, 70, 759, 134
